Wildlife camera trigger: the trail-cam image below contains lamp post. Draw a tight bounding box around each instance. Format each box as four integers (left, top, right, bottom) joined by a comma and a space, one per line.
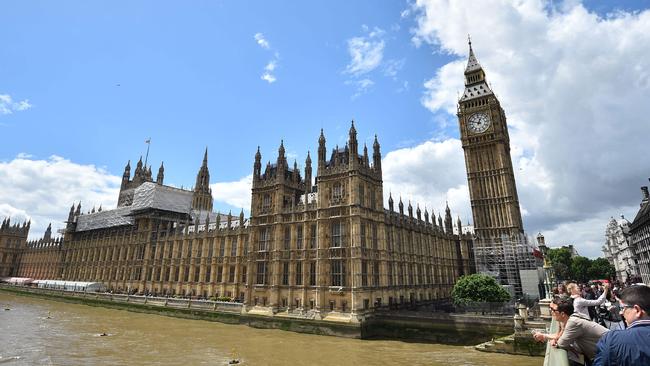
536, 233, 554, 320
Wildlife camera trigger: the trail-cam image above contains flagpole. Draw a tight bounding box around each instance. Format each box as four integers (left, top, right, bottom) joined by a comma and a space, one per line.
144, 138, 151, 168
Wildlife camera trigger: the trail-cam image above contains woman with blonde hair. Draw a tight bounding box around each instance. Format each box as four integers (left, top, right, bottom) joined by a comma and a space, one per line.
567, 282, 609, 318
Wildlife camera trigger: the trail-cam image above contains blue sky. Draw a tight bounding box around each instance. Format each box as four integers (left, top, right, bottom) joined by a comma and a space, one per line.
1, 1, 450, 181
2, 1, 650, 258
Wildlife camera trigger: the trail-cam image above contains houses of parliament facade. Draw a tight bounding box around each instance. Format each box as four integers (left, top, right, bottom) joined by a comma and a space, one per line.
1, 41, 528, 321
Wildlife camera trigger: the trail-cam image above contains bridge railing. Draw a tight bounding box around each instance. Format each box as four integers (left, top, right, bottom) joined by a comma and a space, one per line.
543, 318, 569, 366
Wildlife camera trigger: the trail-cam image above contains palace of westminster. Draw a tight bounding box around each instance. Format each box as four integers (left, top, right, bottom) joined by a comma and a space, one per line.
0, 42, 535, 320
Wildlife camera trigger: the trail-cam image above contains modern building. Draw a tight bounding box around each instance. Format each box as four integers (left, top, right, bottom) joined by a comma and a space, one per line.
630, 183, 650, 284
602, 215, 639, 282
13, 123, 475, 322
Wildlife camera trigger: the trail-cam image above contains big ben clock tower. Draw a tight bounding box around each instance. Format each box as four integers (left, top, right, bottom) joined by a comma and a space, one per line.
458, 39, 524, 239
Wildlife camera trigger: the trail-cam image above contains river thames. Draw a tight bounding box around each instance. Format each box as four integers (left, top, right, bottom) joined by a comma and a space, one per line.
0, 293, 542, 365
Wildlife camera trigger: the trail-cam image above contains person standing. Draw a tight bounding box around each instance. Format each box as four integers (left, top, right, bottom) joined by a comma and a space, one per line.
552, 298, 609, 365
567, 282, 609, 318
593, 285, 650, 366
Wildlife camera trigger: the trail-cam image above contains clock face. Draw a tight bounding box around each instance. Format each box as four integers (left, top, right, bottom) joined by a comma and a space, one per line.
468, 112, 490, 134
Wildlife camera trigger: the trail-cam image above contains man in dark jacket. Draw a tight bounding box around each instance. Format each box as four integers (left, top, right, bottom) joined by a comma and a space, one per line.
593, 285, 650, 366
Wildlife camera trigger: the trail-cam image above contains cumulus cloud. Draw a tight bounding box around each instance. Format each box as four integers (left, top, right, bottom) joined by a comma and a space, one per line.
382, 139, 471, 223
211, 174, 253, 212
403, 0, 650, 257
0, 94, 32, 115
0, 155, 120, 240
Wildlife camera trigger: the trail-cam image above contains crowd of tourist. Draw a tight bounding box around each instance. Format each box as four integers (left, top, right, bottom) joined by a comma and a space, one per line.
533, 281, 650, 365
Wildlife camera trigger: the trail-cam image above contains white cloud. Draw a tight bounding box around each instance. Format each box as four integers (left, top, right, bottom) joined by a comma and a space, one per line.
261, 73, 276, 84
211, 174, 253, 212
264, 60, 277, 72
255, 34, 279, 83
382, 139, 471, 222
345, 32, 385, 76
346, 78, 375, 99
0, 94, 32, 115
254, 33, 270, 49
406, 0, 650, 257
0, 155, 120, 240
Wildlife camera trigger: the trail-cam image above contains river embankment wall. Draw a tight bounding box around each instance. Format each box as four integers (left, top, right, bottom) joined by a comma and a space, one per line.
1, 285, 512, 344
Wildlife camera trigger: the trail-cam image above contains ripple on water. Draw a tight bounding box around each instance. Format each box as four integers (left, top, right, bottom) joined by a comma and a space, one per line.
0, 293, 542, 366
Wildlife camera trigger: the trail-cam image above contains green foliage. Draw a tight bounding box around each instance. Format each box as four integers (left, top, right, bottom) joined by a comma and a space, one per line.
547, 248, 616, 282
571, 256, 592, 283
452, 274, 511, 304
547, 247, 573, 281
588, 258, 616, 279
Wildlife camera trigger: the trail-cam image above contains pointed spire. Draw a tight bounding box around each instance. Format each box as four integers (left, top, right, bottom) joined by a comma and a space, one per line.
318, 129, 327, 168
398, 196, 404, 215
363, 143, 369, 166
44, 223, 52, 241
239, 209, 245, 227
253, 146, 262, 182
304, 151, 312, 194
157, 161, 164, 184
203, 147, 208, 166
388, 191, 394, 212
444, 202, 453, 234
465, 34, 481, 73
373, 134, 382, 172
408, 200, 413, 218
279, 140, 285, 158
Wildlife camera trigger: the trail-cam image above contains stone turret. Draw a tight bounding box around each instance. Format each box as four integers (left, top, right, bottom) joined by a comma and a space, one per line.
192, 148, 214, 211
156, 162, 165, 185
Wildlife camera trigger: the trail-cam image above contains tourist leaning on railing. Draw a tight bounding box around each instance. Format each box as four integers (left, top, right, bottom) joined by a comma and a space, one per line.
553, 297, 609, 365
567, 282, 609, 319
592, 285, 650, 366
533, 298, 564, 343
534, 297, 609, 365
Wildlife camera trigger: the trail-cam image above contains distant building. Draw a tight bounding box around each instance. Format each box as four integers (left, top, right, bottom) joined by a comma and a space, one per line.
630, 183, 650, 284
602, 215, 638, 282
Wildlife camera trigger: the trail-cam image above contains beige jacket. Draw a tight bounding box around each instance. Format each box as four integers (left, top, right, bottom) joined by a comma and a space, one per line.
557, 312, 609, 360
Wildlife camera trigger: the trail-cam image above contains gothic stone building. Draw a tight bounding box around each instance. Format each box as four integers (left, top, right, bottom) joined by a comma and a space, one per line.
13, 123, 474, 322
602, 215, 639, 282
630, 182, 650, 285
0, 218, 30, 277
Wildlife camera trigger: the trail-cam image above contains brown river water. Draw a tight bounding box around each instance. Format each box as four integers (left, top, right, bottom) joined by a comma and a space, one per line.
0, 293, 541, 366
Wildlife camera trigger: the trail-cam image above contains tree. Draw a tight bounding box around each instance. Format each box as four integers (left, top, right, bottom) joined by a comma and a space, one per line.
547, 247, 573, 281
452, 274, 511, 304
588, 258, 615, 280
571, 256, 592, 283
